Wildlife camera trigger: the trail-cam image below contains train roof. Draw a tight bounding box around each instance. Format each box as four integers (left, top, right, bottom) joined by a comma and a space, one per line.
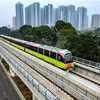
59, 50, 71, 54
26, 42, 40, 47
12, 37, 26, 43
1, 35, 11, 39
26, 42, 71, 54
1, 35, 71, 54
41, 45, 71, 54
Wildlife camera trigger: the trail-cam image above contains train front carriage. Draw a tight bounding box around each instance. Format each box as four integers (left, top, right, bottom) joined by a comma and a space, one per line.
0, 35, 74, 72
58, 50, 74, 70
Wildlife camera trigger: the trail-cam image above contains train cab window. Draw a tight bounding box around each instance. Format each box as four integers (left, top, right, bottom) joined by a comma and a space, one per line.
44, 50, 49, 57
39, 48, 43, 54
51, 52, 56, 59
57, 54, 64, 62
65, 53, 72, 63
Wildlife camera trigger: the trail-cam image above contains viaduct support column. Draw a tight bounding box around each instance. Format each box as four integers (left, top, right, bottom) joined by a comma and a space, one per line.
10, 67, 17, 77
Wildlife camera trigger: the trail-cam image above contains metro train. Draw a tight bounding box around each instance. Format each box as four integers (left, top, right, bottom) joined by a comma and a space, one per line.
0, 35, 74, 71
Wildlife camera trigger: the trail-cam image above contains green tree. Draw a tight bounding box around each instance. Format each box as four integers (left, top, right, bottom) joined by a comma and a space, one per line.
22, 28, 32, 41
75, 34, 100, 62
19, 25, 32, 34
93, 28, 100, 36
31, 27, 41, 43
8, 30, 21, 38
55, 20, 77, 48
0, 26, 10, 35
55, 20, 66, 31
59, 29, 77, 48
38, 26, 57, 45
30, 26, 57, 46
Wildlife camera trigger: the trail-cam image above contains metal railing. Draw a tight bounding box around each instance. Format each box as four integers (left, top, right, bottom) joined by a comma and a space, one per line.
0, 48, 60, 100
73, 56, 100, 70
0, 47, 91, 100
0, 41, 100, 100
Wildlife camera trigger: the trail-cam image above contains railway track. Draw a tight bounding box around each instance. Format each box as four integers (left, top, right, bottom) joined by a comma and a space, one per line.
0, 40, 100, 100
0, 43, 76, 100
70, 69, 100, 86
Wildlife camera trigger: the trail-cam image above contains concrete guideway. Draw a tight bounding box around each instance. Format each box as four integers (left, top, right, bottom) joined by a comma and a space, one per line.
0, 46, 73, 100
73, 56, 100, 70
73, 62, 100, 84
0, 40, 90, 100
0, 40, 100, 100
67, 73, 100, 96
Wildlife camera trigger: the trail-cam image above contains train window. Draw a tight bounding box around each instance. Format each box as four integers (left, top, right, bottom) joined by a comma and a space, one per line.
26, 44, 37, 52
44, 50, 49, 57
65, 53, 72, 63
26, 44, 29, 49
39, 48, 43, 54
32, 46, 37, 52
57, 54, 64, 62
51, 52, 56, 59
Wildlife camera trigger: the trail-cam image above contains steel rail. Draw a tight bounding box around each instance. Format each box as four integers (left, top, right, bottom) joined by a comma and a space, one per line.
0, 40, 97, 100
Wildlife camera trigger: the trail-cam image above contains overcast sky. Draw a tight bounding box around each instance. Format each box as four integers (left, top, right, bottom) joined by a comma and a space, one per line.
0, 0, 100, 27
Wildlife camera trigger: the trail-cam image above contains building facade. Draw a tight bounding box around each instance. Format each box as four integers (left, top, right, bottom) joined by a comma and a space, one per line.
12, 16, 16, 29
52, 8, 58, 25
67, 5, 75, 28
25, 2, 40, 27
48, 4, 53, 25
76, 7, 87, 30
15, 2, 24, 29
25, 6, 30, 25
24, 2, 90, 30
91, 14, 100, 28
58, 5, 67, 22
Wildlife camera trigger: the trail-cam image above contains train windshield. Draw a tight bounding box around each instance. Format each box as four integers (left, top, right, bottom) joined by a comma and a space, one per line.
64, 53, 72, 63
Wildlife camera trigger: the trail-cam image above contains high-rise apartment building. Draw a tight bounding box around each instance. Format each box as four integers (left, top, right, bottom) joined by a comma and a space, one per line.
41, 8, 45, 25
25, 6, 30, 25
42, 4, 53, 25
15, 2, 24, 29
25, 5, 31, 25
77, 7, 87, 30
24, 3, 89, 30
34, 2, 41, 26
12, 16, 16, 29
25, 2, 40, 27
86, 16, 89, 29
58, 5, 67, 22
48, 4, 53, 25
52, 8, 58, 25
44, 5, 48, 25
67, 5, 75, 28
75, 10, 77, 29
91, 14, 100, 28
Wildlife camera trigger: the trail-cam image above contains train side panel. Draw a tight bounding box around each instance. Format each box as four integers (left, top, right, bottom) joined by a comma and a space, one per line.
11, 42, 24, 51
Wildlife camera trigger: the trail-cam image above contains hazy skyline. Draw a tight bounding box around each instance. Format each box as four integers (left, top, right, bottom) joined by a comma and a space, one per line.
0, 0, 100, 27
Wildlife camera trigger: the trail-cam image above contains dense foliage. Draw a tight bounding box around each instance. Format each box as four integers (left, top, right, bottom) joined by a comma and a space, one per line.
8, 30, 21, 38
0, 26, 10, 35
93, 28, 100, 36
69, 33, 100, 62
2, 21, 100, 62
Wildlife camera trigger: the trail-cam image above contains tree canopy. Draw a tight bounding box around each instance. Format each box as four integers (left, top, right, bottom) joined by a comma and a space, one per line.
55, 20, 66, 31
19, 25, 32, 34
5, 20, 100, 63
8, 30, 21, 38
0, 26, 10, 35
